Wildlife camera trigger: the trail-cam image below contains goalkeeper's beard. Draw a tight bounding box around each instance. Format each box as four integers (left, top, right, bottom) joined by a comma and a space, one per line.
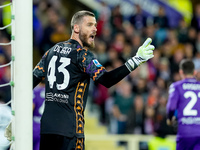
79, 30, 95, 49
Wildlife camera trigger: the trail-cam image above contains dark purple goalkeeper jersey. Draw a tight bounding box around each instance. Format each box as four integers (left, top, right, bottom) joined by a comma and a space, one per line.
167, 78, 200, 139
33, 39, 106, 138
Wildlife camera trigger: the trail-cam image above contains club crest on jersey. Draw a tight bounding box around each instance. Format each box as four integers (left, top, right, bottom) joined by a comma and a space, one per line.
93, 59, 102, 67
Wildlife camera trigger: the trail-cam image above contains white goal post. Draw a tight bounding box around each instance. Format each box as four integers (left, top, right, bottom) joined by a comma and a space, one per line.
12, 0, 33, 149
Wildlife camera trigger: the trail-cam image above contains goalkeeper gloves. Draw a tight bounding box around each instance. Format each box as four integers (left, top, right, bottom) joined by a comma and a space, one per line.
125, 38, 155, 72
4, 121, 12, 141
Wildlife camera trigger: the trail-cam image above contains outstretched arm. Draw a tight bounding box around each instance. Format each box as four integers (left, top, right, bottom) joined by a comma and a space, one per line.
96, 65, 130, 88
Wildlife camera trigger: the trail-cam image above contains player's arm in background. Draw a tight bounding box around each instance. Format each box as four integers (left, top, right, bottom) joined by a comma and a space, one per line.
33, 51, 48, 88
166, 83, 179, 126
96, 38, 155, 88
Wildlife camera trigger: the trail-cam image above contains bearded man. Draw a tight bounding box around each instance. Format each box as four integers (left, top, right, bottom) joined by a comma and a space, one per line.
32, 10, 155, 150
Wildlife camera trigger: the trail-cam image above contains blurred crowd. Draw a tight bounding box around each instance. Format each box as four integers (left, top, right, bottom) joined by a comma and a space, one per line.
0, 0, 200, 143
91, 2, 200, 138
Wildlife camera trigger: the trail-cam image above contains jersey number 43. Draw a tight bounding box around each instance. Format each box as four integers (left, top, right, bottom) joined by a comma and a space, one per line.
47, 56, 71, 90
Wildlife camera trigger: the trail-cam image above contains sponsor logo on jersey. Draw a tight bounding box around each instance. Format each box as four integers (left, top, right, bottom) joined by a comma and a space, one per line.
46, 92, 69, 104
181, 117, 200, 125
93, 59, 102, 67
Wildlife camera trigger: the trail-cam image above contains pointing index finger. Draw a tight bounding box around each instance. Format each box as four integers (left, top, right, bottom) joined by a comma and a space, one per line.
142, 38, 152, 47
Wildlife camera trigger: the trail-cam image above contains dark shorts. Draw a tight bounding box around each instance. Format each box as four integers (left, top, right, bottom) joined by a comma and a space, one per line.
177, 137, 200, 150
40, 134, 84, 150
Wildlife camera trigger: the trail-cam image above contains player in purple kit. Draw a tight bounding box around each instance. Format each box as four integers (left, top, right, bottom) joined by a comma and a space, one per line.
167, 59, 200, 150
33, 82, 45, 150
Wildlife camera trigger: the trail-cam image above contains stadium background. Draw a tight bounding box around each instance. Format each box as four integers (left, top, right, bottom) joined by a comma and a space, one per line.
0, 0, 200, 149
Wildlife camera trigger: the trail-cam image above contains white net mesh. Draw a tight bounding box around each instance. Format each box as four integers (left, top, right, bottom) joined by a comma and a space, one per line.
0, 1, 13, 150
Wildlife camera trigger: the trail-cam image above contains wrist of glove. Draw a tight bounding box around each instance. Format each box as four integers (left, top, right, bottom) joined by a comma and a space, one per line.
125, 38, 155, 72
125, 56, 145, 71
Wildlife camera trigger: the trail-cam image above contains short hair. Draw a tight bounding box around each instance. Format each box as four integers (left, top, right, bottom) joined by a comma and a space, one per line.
179, 59, 195, 75
71, 10, 95, 31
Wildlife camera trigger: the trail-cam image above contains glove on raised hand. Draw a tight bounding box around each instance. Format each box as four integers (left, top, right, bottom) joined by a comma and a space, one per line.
125, 38, 155, 72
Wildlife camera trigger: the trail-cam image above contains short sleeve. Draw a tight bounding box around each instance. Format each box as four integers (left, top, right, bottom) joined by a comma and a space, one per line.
33, 50, 48, 80
167, 83, 179, 112
77, 49, 106, 81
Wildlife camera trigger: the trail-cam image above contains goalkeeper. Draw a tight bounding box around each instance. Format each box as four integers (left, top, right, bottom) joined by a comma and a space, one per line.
31, 10, 155, 150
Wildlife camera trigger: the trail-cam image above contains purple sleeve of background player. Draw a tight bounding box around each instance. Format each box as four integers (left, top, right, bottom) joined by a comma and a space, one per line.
167, 83, 179, 120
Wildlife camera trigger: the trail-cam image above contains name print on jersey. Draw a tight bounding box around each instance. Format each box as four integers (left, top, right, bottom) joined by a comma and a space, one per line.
54, 45, 72, 55
182, 83, 200, 90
